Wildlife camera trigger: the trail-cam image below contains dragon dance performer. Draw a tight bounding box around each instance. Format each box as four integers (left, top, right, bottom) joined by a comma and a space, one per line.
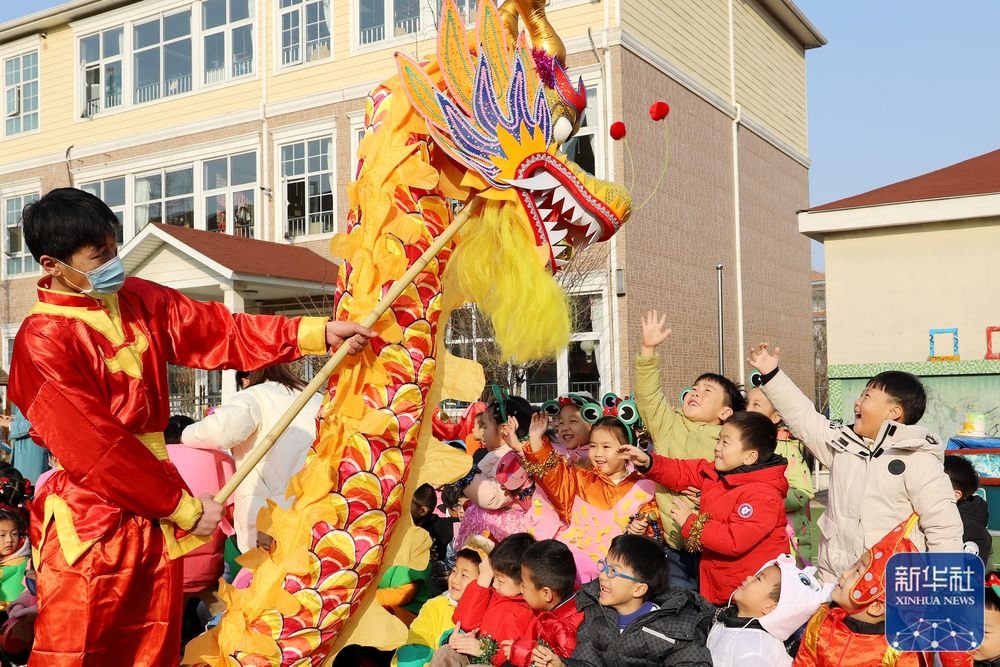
8, 188, 373, 667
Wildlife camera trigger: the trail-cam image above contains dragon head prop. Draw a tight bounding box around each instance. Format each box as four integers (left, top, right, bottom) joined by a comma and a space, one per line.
397, 0, 631, 275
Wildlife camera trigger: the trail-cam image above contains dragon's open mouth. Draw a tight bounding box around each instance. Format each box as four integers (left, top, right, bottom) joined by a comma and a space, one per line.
509, 153, 628, 271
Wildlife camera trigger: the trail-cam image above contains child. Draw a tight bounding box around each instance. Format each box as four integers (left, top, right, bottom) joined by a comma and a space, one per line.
635, 310, 747, 590
976, 573, 1000, 666
440, 532, 536, 666
944, 455, 993, 565
532, 534, 714, 667
510, 398, 656, 582
412, 483, 460, 592
794, 514, 923, 666
542, 394, 592, 465
395, 547, 487, 667
747, 343, 963, 582
503, 539, 582, 666
621, 410, 788, 604
455, 394, 536, 548
746, 386, 816, 562
708, 553, 832, 666
8, 188, 374, 661
0, 510, 29, 607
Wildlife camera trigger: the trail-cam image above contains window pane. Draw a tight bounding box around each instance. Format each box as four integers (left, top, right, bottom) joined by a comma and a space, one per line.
204, 157, 228, 189
81, 182, 101, 197
280, 0, 302, 6
164, 39, 192, 96
360, 0, 384, 30
103, 28, 123, 58
232, 25, 253, 75
81, 35, 100, 64
135, 174, 162, 201
203, 0, 227, 30
281, 11, 301, 65
233, 189, 254, 237
134, 19, 160, 49
564, 135, 595, 176
206, 193, 226, 232
134, 50, 161, 103
104, 61, 123, 107
166, 168, 194, 196
165, 197, 194, 227
230, 0, 252, 22
568, 340, 601, 398
104, 177, 126, 206
164, 11, 191, 40
230, 152, 256, 185
307, 138, 330, 172
204, 33, 226, 84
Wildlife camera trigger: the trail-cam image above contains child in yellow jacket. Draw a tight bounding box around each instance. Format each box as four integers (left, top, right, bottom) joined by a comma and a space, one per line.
633, 310, 746, 590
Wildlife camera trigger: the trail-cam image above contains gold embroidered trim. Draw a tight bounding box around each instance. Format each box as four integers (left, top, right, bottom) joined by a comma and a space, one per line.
684, 512, 712, 552
519, 451, 559, 478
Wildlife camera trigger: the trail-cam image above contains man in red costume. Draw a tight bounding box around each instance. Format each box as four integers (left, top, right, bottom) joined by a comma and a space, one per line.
8, 188, 373, 666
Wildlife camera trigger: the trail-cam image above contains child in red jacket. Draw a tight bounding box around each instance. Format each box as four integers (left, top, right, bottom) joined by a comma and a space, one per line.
621, 411, 789, 605
437, 532, 536, 666
502, 539, 583, 666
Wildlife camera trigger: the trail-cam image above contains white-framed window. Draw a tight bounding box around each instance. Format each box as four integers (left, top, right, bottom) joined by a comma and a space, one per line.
348, 111, 366, 177
281, 137, 334, 238
203, 151, 257, 237
80, 28, 124, 117
3, 192, 39, 277
524, 292, 607, 403
4, 51, 39, 136
438, 0, 476, 23
561, 84, 600, 177
358, 0, 421, 46
80, 177, 127, 242
133, 9, 193, 104
135, 165, 195, 229
202, 0, 255, 84
79, 147, 259, 243
279, 0, 332, 67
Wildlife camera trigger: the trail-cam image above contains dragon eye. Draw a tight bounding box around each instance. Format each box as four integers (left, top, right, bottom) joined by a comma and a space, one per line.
553, 116, 573, 143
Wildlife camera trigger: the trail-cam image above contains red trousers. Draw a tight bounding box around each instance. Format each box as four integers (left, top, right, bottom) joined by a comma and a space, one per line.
30, 515, 182, 667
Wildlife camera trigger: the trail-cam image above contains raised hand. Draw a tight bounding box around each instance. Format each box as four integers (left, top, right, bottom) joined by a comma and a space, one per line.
617, 444, 651, 469
625, 516, 649, 535
527, 411, 547, 450
503, 416, 524, 452
448, 629, 483, 657
747, 342, 781, 375
640, 310, 672, 355
668, 495, 695, 527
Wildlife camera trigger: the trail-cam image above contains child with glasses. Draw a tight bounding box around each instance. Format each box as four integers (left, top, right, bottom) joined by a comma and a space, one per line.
530, 535, 713, 667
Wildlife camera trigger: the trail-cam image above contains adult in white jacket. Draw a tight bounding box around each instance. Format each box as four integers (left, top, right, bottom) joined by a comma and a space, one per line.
181, 363, 322, 552
747, 343, 962, 583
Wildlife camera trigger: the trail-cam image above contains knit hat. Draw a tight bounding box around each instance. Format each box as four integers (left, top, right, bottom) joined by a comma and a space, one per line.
848, 513, 920, 606
757, 554, 834, 641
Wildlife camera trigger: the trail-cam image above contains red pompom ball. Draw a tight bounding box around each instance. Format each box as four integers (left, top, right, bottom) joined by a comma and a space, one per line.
609, 121, 627, 140
649, 101, 670, 121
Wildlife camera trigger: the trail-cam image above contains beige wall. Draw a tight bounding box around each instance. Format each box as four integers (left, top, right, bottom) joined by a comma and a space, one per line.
825, 218, 1000, 365
737, 127, 812, 394
733, 0, 808, 156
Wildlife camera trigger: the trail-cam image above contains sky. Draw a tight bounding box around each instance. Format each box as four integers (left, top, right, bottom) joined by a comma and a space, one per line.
3, 1, 999, 270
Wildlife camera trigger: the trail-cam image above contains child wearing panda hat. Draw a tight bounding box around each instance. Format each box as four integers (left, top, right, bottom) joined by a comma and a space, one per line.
708, 553, 833, 666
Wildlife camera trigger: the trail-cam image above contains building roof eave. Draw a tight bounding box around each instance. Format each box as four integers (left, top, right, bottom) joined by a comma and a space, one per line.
0, 0, 131, 43
756, 0, 827, 49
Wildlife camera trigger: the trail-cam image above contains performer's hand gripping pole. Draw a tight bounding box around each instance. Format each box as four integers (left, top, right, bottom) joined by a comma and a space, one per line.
213, 197, 481, 505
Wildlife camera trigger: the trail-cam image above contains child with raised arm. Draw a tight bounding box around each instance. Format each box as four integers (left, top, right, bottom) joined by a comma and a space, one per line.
510, 398, 656, 583
635, 310, 746, 590
621, 411, 789, 605
747, 343, 962, 582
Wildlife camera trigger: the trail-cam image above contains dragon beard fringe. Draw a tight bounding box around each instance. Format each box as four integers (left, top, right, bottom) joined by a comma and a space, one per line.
443, 198, 570, 364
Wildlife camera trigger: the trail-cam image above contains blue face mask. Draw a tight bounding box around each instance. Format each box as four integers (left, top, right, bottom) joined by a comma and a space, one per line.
59, 255, 126, 296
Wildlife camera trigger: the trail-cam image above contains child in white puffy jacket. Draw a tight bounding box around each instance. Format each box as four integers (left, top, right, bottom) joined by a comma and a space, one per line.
181, 363, 322, 552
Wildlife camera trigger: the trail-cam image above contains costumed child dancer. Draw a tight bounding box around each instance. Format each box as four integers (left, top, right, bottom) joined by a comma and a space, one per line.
794, 514, 924, 666
634, 310, 747, 590
746, 384, 816, 562
976, 574, 1000, 666
0, 468, 31, 606
541, 394, 592, 466
510, 394, 656, 583
620, 410, 789, 605
7, 188, 374, 665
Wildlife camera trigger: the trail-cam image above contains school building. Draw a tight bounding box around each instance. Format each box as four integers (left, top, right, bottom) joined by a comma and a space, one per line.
0, 0, 823, 412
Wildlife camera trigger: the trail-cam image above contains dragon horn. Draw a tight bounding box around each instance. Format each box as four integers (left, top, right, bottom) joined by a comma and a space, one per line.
508, 0, 566, 64
499, 0, 519, 45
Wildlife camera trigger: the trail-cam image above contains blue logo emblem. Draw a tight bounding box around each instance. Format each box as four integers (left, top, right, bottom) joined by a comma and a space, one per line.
886, 552, 984, 652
